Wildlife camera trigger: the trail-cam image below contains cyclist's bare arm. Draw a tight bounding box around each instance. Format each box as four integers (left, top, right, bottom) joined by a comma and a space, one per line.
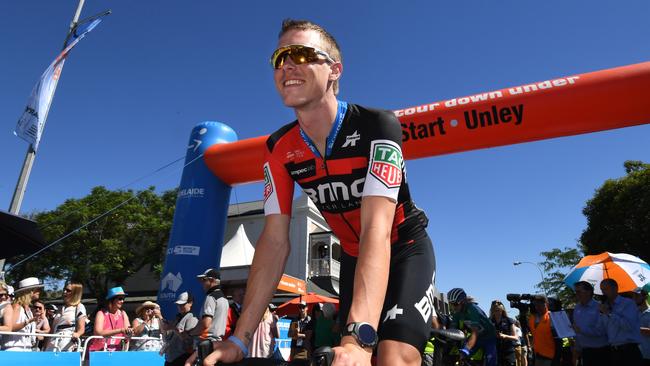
466, 328, 478, 350
202, 214, 291, 366
346, 196, 396, 330
333, 196, 395, 365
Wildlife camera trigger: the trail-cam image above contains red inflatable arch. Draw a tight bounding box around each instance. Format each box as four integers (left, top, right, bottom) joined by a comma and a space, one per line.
205, 62, 650, 185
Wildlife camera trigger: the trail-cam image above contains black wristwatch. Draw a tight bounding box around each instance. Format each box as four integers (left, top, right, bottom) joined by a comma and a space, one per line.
343, 322, 378, 348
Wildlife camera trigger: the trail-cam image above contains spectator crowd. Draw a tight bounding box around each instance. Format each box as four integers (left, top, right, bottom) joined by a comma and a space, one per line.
3, 271, 650, 366
0, 268, 340, 366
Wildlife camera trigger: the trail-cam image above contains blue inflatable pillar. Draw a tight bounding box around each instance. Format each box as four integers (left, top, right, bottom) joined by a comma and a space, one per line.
157, 122, 237, 319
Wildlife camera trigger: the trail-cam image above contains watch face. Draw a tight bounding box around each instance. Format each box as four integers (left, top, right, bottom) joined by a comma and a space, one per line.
357, 323, 377, 345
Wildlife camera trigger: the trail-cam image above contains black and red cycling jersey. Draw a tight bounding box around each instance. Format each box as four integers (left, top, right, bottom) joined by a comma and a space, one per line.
263, 102, 428, 257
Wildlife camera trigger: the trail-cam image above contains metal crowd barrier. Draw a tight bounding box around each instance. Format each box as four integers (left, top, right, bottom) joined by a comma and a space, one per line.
0, 330, 79, 352
0, 330, 164, 366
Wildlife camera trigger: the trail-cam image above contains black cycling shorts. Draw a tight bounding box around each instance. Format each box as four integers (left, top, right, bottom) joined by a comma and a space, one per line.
338, 235, 437, 352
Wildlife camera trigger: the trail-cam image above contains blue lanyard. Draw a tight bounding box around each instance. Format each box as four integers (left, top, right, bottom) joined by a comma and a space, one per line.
299, 100, 348, 159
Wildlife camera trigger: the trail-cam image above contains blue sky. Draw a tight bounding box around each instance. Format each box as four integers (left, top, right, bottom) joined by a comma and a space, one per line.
1, 1, 649, 315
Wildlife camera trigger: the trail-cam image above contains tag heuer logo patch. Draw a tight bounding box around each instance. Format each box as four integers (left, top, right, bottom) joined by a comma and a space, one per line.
369, 140, 403, 188
263, 164, 274, 201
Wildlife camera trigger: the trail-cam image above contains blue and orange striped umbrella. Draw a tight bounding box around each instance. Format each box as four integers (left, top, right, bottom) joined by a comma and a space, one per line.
564, 252, 650, 295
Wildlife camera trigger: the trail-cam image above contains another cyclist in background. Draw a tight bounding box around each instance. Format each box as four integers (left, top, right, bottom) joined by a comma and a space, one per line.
447, 288, 497, 366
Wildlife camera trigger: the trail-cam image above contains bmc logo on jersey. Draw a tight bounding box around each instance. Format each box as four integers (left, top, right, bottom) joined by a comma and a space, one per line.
263, 164, 274, 201
369, 140, 403, 188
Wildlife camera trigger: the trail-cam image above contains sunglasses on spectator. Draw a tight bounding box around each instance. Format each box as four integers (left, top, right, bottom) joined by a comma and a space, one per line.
115, 297, 125, 301
270, 44, 335, 70
63, 288, 72, 293
0, 292, 8, 298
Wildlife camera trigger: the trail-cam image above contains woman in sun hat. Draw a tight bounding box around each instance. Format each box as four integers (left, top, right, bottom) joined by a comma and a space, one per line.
131, 300, 163, 351
1, 277, 44, 351
89, 286, 133, 351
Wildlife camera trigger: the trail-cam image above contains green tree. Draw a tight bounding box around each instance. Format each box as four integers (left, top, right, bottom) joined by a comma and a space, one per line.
7, 186, 177, 301
580, 160, 650, 262
535, 161, 650, 307
538, 246, 582, 307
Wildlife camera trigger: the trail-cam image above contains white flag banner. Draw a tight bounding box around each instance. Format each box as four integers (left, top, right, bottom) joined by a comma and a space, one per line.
14, 18, 102, 151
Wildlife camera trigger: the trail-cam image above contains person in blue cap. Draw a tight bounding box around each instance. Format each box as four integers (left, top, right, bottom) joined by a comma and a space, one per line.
89, 286, 134, 351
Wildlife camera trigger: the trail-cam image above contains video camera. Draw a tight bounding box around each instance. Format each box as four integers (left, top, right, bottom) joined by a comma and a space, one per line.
506, 293, 535, 330
506, 293, 535, 312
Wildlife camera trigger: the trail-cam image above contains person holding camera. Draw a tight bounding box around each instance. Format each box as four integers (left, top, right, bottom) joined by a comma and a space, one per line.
131, 301, 163, 351
599, 278, 642, 365
527, 295, 555, 366
572, 281, 609, 366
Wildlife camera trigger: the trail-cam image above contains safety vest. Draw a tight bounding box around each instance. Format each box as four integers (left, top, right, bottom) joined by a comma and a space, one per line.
528, 312, 555, 359
424, 338, 435, 354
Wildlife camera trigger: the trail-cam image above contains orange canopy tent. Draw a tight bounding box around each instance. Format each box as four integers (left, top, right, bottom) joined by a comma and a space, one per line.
276, 292, 339, 316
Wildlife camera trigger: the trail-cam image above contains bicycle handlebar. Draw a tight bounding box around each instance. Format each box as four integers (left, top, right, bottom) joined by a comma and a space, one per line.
430, 328, 466, 342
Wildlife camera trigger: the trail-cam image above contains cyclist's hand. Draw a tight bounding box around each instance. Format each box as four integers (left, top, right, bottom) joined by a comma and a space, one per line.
331, 341, 372, 366
202, 341, 244, 366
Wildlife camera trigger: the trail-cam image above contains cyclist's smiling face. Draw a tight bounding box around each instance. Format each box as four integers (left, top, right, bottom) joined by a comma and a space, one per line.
273, 29, 336, 109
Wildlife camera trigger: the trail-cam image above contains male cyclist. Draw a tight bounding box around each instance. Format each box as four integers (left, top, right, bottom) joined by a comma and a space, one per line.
197, 19, 436, 366
447, 288, 497, 366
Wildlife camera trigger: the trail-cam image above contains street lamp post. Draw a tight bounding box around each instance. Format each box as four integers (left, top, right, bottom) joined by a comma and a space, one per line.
513, 261, 547, 295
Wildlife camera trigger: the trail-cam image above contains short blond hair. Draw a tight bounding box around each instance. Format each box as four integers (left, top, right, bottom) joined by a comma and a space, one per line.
65, 282, 83, 306
279, 19, 342, 95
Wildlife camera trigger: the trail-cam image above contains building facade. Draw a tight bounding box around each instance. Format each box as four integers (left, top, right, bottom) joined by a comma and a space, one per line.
220, 194, 340, 297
